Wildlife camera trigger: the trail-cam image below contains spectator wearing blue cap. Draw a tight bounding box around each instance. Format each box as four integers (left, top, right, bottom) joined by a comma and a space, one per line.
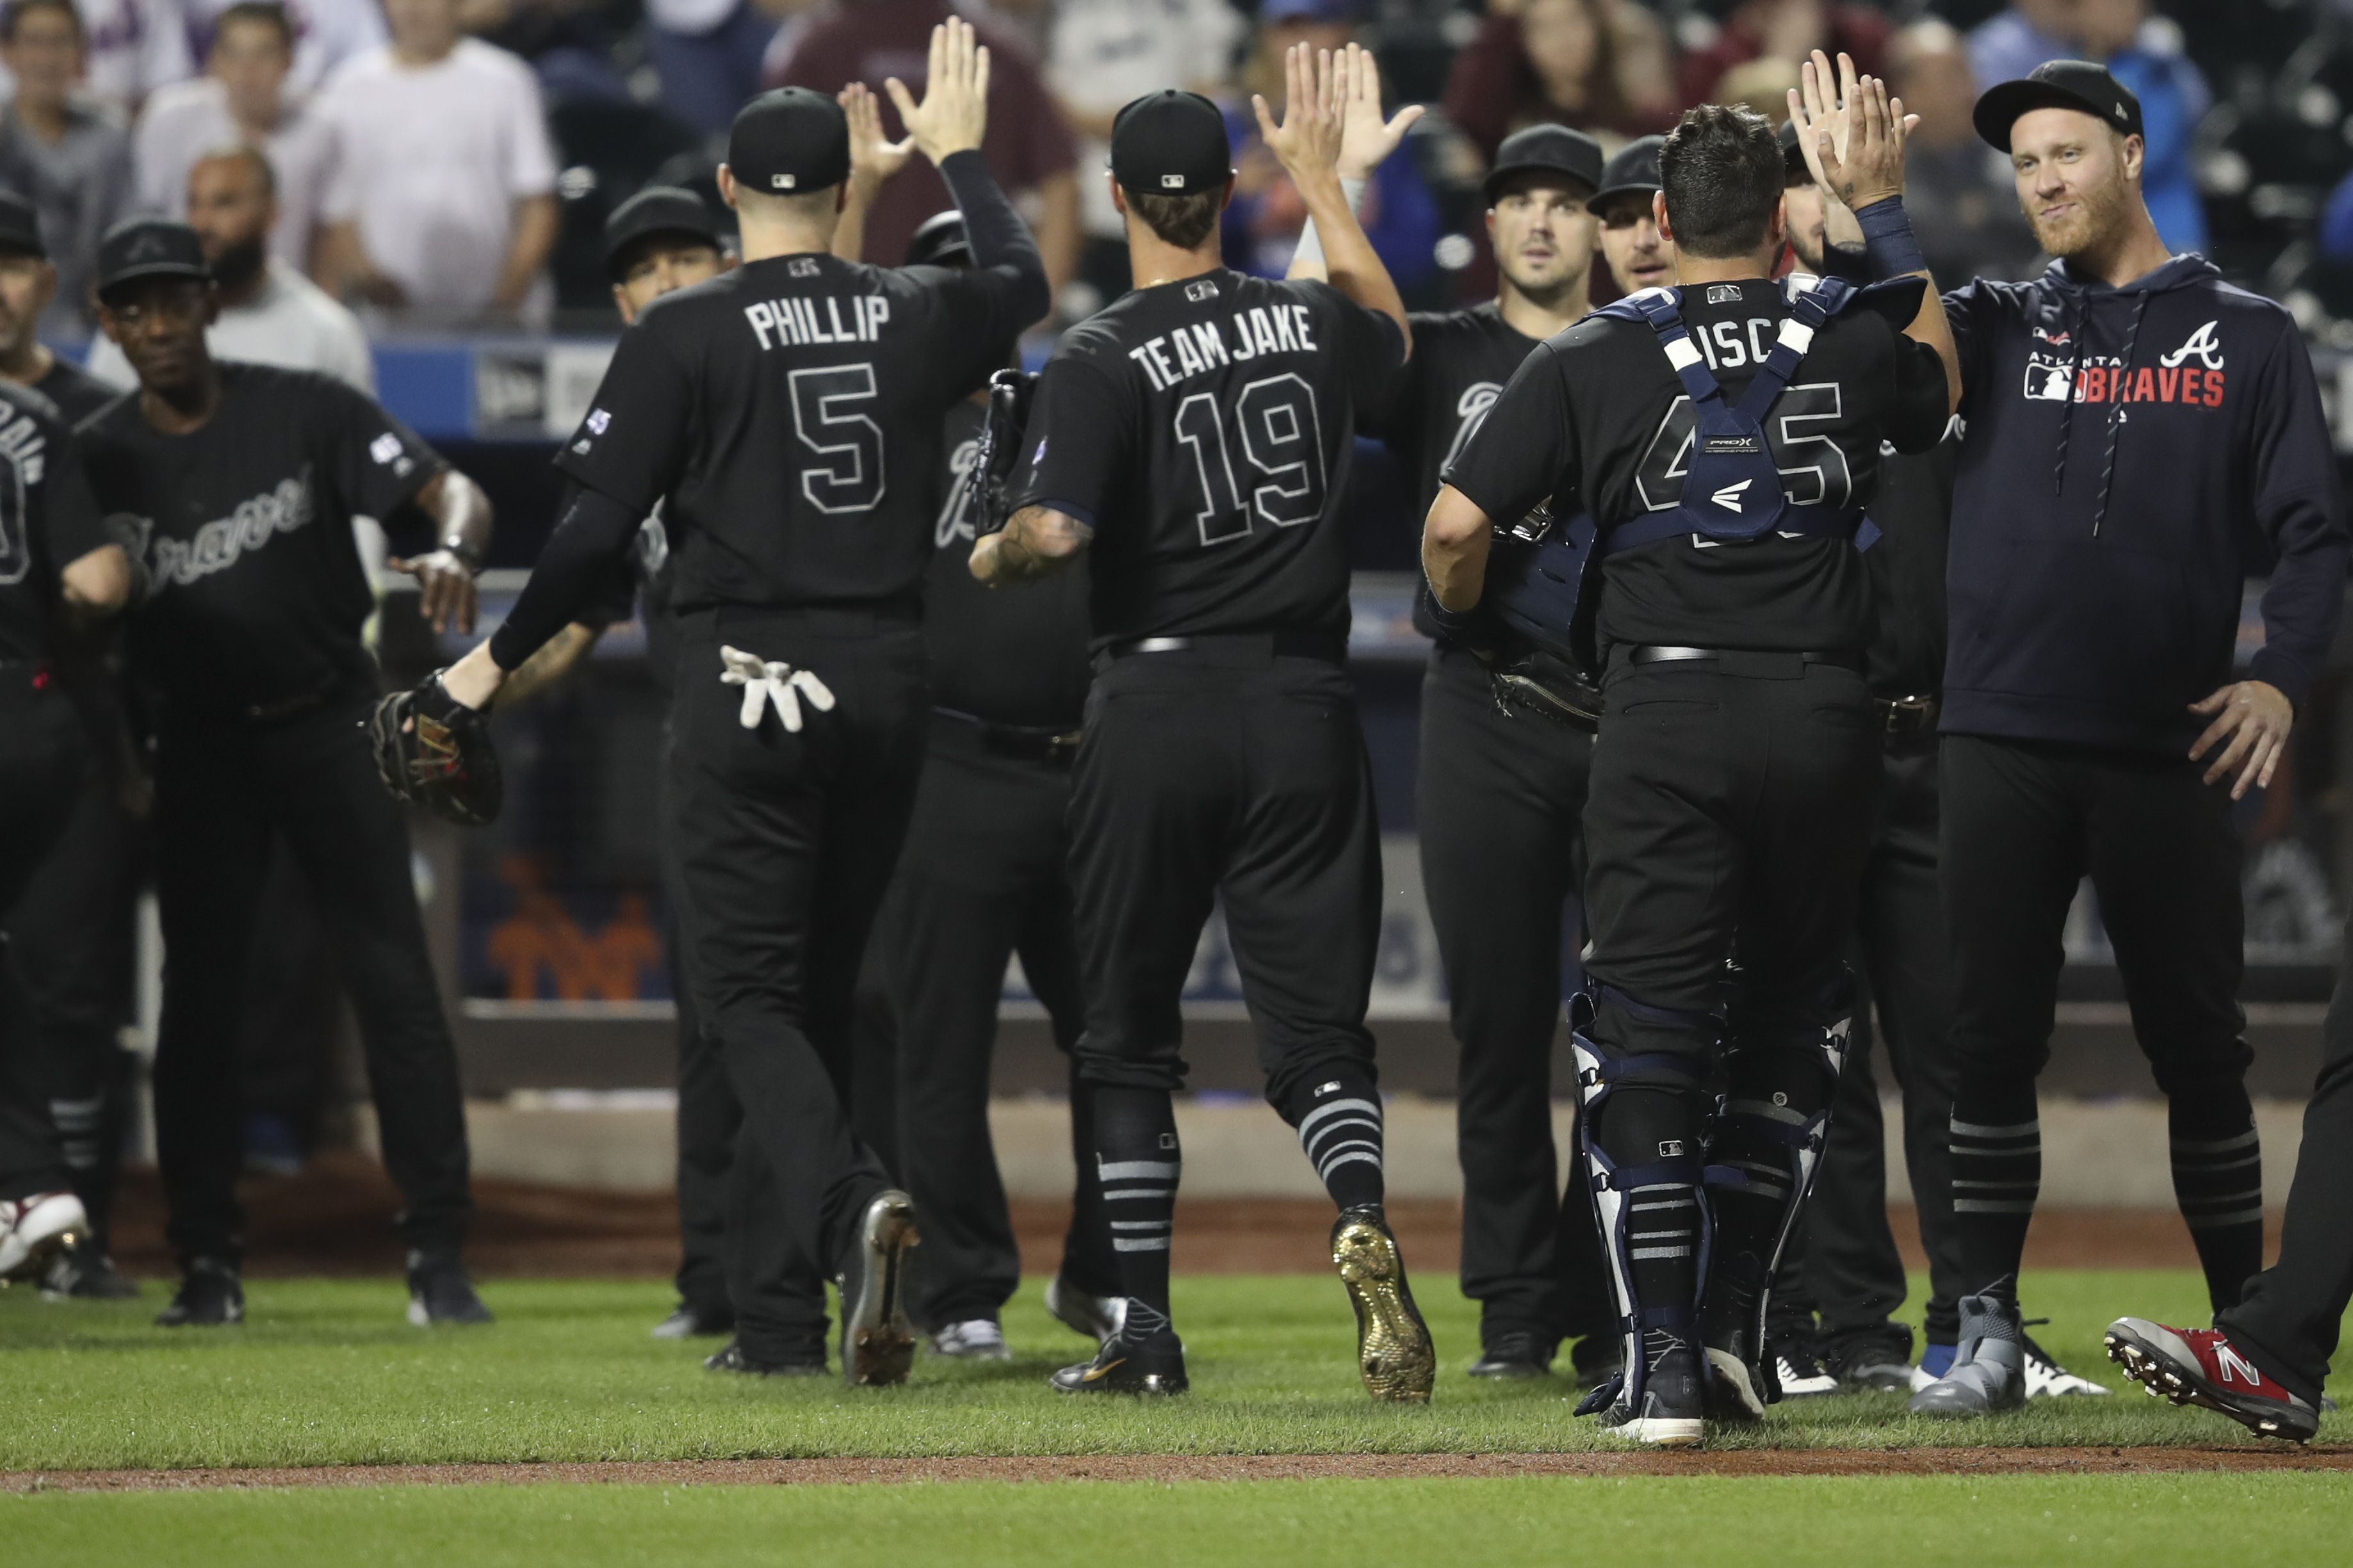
1221, 0, 1438, 298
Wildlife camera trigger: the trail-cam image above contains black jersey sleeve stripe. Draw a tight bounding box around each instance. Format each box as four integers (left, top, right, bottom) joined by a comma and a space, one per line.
487, 481, 645, 672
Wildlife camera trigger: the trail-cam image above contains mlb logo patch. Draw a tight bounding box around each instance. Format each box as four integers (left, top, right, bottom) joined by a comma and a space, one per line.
1706, 283, 1741, 305
1185, 277, 1219, 302
586, 408, 611, 435
2023, 360, 2073, 402
1160, 174, 1184, 189
368, 433, 403, 465
772, 174, 796, 190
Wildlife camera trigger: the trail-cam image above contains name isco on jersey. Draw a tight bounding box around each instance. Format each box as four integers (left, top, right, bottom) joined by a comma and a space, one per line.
135, 471, 316, 590
742, 294, 893, 351
1126, 303, 1321, 392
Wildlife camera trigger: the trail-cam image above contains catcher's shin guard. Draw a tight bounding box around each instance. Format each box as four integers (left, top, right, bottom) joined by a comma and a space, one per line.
1567, 993, 1711, 1419
1698, 992, 1850, 1412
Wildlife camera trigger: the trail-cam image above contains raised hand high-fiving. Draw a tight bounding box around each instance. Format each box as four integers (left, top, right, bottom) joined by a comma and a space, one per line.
1335, 42, 1423, 182
1252, 42, 1346, 190
884, 16, 989, 165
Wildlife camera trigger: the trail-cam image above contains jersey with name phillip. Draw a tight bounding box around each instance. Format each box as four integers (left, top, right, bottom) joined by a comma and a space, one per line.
926, 396, 1090, 729
80, 362, 442, 714
1447, 275, 1948, 654
1012, 270, 1403, 646
0, 382, 107, 665
556, 251, 1028, 614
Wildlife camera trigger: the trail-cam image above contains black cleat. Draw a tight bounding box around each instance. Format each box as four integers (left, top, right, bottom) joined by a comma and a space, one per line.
704, 1338, 827, 1377
156, 1257, 243, 1327
1820, 1332, 1917, 1393
40, 1239, 139, 1301
1050, 1328, 1189, 1395
1591, 1335, 1705, 1448
406, 1252, 493, 1325
1332, 1206, 1436, 1403
838, 1189, 919, 1388
1467, 1329, 1554, 1380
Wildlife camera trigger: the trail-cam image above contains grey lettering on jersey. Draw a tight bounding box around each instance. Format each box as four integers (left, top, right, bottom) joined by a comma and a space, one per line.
133, 469, 316, 591
0, 403, 47, 586
1440, 380, 1502, 474
1126, 303, 1321, 392
743, 295, 893, 351
936, 434, 982, 548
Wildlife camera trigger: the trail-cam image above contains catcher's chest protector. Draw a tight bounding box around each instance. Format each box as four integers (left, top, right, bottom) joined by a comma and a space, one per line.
1486, 277, 1876, 668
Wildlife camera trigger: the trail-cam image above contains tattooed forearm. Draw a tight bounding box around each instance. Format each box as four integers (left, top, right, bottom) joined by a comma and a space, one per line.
972, 505, 1094, 583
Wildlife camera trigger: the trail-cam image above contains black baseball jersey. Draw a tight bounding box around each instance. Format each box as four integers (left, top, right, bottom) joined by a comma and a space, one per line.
0, 383, 107, 664
556, 252, 1031, 613
37, 355, 117, 426
1865, 426, 1958, 699
1358, 302, 1543, 642
927, 398, 1089, 729
1011, 270, 1404, 645
577, 511, 682, 691
80, 363, 444, 715
1447, 276, 1948, 654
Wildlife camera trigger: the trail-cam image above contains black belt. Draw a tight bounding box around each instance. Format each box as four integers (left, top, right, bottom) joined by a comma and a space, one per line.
1874, 692, 1939, 741
1096, 630, 1346, 669
934, 706, 1082, 764
683, 601, 921, 636
1625, 645, 1863, 676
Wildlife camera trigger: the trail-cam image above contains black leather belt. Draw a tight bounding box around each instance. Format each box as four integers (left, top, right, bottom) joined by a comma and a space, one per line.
1625, 645, 1862, 675
1874, 692, 1939, 740
1098, 630, 1346, 668
934, 706, 1082, 764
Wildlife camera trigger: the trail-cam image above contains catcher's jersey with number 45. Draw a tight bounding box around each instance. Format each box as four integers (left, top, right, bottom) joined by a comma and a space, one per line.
1011, 269, 1404, 645
556, 250, 1029, 613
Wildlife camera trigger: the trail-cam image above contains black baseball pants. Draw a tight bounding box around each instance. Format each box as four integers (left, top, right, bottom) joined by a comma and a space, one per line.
5, 678, 135, 1236
2215, 915, 2353, 1405
0, 678, 88, 1201
1415, 645, 1611, 1357
1941, 734, 2257, 1309
862, 715, 1111, 1329
1794, 740, 1964, 1353
669, 607, 922, 1325
1068, 647, 1381, 1104
151, 685, 473, 1266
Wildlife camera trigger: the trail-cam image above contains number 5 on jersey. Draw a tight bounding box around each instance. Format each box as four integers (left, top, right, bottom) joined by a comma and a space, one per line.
790, 364, 886, 514
1173, 373, 1326, 546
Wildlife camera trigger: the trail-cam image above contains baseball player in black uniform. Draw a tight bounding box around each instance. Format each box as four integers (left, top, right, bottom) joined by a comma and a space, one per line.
1426, 85, 1957, 1443
424, 24, 1051, 1386
1333, 122, 1617, 1384
79, 218, 496, 1329
0, 378, 126, 1286
977, 48, 1433, 1402
839, 208, 1118, 1362
0, 191, 142, 1298
1590, 138, 1673, 299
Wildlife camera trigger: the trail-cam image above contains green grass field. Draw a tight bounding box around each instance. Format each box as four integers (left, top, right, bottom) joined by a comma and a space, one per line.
4, 1268, 2345, 1564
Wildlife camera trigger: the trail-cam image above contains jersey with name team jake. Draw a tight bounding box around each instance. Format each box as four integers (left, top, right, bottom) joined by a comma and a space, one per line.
558, 251, 1028, 613
78, 362, 443, 715
1447, 276, 1950, 655
1012, 270, 1403, 647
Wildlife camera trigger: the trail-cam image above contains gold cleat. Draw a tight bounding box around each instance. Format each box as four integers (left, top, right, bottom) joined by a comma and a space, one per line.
1333, 1207, 1436, 1403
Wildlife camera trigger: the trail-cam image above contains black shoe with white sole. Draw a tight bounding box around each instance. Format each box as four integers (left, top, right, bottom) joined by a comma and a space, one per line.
156, 1257, 243, 1327
1049, 1328, 1189, 1395
406, 1252, 493, 1326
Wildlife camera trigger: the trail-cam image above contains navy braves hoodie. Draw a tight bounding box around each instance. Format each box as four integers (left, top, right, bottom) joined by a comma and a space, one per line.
1940, 254, 2347, 752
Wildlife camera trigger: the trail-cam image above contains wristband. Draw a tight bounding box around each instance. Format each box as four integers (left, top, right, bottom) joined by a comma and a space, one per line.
1292, 177, 1372, 270
1854, 197, 1926, 281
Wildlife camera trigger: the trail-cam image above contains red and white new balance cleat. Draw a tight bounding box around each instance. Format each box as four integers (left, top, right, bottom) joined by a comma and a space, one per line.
0, 1191, 88, 1284
2105, 1317, 2320, 1443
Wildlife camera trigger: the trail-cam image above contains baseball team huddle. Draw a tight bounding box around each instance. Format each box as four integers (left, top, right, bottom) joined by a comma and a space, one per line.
2, 13, 2350, 1453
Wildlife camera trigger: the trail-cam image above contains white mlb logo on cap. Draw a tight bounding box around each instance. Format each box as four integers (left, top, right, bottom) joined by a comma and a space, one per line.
772, 174, 797, 190
1160, 174, 1184, 189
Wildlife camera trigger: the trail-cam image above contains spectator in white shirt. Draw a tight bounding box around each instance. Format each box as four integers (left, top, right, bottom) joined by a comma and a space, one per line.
0, 0, 134, 335
87, 142, 369, 388
311, 0, 557, 320
0, 0, 193, 117
184, 0, 383, 94
132, 3, 334, 273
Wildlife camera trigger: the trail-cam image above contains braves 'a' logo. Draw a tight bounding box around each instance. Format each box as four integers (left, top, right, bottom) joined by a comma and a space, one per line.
2159, 319, 2224, 371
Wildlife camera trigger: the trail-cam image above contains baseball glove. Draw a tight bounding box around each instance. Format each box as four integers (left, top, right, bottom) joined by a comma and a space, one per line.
1487, 648, 1604, 732
970, 368, 1038, 536
368, 672, 503, 827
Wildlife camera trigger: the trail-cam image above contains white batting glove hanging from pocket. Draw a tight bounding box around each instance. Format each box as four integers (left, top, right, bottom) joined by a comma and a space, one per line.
719, 645, 836, 732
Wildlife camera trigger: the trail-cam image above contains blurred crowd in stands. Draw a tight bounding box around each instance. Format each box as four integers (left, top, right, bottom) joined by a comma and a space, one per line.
1, 0, 2347, 344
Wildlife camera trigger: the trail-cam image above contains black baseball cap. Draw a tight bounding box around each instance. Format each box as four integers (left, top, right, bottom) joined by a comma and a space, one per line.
0, 191, 42, 258
1483, 124, 1604, 203
1973, 60, 2143, 152
1586, 134, 1664, 215
906, 209, 972, 269
1110, 91, 1230, 197
95, 217, 208, 299
604, 186, 722, 280
1777, 117, 1809, 178
726, 87, 849, 195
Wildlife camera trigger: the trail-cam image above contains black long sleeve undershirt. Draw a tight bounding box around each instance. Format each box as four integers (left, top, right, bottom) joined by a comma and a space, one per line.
938, 148, 1051, 331
487, 481, 640, 670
